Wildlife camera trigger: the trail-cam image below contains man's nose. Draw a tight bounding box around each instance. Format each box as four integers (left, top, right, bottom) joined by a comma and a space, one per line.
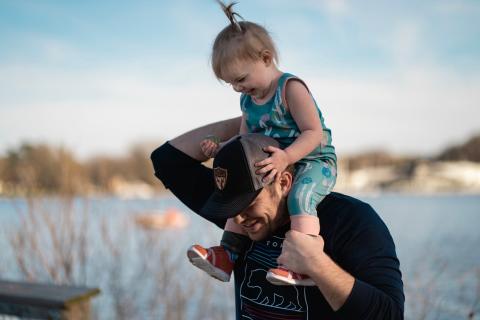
233, 212, 247, 224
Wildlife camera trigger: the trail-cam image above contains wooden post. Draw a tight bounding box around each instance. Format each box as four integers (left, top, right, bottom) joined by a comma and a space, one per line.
0, 279, 100, 320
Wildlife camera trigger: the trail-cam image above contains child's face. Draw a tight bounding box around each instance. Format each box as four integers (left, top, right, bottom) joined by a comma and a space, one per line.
221, 58, 274, 100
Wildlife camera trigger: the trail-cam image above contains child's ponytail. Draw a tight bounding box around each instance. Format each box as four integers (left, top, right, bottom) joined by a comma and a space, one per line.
216, 1, 244, 32
211, 1, 279, 79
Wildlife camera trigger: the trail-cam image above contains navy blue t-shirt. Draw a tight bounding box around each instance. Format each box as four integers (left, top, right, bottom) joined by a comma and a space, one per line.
151, 142, 404, 319
233, 193, 404, 319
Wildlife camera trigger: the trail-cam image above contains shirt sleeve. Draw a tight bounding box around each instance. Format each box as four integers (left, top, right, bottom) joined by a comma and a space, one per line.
150, 142, 227, 229
333, 202, 405, 319
335, 279, 404, 320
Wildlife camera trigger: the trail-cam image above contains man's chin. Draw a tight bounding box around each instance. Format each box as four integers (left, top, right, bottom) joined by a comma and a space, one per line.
245, 227, 271, 241
246, 232, 265, 241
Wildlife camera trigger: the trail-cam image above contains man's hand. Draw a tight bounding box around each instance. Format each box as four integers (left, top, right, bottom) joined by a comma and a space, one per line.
255, 145, 290, 183
277, 230, 325, 276
200, 136, 228, 159
200, 138, 221, 159
278, 230, 355, 311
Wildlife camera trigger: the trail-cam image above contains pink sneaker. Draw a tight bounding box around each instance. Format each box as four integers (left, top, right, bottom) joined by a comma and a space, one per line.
266, 267, 315, 286
187, 244, 234, 282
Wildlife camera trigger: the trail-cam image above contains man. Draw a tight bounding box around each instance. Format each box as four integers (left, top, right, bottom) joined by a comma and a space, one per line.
151, 118, 404, 319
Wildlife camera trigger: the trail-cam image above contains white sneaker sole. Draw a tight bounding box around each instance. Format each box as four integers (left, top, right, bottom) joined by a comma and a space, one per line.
187, 246, 231, 282
266, 270, 315, 286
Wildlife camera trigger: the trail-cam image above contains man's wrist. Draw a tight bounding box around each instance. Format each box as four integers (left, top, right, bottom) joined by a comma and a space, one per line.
307, 250, 330, 277
308, 251, 355, 311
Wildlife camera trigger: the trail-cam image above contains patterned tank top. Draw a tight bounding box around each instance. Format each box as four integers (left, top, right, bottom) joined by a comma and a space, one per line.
240, 73, 336, 162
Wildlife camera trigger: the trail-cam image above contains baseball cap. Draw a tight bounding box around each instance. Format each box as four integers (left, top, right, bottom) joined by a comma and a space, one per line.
200, 133, 280, 220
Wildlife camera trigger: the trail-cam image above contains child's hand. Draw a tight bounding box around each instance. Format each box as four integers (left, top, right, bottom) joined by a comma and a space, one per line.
254, 146, 290, 183
200, 138, 220, 158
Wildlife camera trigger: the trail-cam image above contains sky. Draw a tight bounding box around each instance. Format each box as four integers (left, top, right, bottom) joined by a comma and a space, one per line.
0, 0, 479, 159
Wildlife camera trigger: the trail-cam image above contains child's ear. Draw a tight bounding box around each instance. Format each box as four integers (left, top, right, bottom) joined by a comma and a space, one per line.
261, 50, 273, 66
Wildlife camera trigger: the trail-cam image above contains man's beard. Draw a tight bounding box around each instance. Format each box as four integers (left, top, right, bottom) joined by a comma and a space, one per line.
258, 198, 289, 241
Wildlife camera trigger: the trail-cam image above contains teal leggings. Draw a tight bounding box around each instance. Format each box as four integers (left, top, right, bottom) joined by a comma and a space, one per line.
288, 159, 337, 216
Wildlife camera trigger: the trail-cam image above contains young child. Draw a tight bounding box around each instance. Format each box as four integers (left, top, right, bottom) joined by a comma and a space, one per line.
187, 1, 337, 286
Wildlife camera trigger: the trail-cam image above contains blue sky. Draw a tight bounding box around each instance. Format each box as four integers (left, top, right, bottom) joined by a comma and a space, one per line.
1, 0, 479, 158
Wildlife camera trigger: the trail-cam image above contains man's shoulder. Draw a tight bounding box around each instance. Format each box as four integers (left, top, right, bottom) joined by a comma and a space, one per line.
319, 192, 372, 213
319, 193, 397, 264
319, 192, 383, 227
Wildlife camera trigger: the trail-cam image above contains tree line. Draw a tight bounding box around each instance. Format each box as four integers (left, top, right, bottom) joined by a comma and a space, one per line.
1, 133, 478, 196
343, 133, 480, 171
0, 142, 165, 196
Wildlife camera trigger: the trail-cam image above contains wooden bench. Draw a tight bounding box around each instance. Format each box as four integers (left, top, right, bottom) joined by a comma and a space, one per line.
0, 280, 100, 320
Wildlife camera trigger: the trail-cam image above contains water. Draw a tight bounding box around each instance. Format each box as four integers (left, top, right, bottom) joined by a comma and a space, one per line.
0, 196, 231, 319
361, 194, 480, 264
0, 194, 479, 319
360, 194, 480, 320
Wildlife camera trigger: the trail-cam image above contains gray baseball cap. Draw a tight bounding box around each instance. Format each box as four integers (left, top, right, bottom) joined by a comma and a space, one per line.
200, 133, 280, 220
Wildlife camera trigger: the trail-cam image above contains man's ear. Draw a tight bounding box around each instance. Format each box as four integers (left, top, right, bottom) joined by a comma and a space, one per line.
278, 170, 293, 196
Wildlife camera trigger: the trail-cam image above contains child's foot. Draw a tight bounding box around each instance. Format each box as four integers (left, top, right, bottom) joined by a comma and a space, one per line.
266, 267, 315, 286
187, 244, 234, 282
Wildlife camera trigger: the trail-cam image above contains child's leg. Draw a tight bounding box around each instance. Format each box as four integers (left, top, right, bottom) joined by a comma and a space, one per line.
266, 159, 337, 286
289, 160, 336, 233
187, 218, 251, 282
290, 159, 336, 218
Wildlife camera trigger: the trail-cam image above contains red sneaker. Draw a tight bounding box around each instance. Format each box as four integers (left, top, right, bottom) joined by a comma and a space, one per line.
266, 267, 315, 286
187, 244, 234, 282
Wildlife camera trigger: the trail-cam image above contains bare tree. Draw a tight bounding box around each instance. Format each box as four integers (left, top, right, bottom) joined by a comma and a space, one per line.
3, 195, 234, 319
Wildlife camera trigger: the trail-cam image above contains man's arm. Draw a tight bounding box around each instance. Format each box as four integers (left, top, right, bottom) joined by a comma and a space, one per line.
151, 117, 241, 228
278, 231, 354, 311
170, 117, 241, 161
278, 212, 404, 319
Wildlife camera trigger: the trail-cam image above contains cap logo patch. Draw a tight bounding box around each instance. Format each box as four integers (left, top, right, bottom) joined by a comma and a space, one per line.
214, 167, 228, 190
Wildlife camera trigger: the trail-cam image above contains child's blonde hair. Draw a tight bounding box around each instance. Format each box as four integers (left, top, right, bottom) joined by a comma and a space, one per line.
212, 1, 278, 80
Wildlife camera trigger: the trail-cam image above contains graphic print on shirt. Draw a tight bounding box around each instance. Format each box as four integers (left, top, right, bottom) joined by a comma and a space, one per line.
239, 236, 308, 319
271, 86, 286, 126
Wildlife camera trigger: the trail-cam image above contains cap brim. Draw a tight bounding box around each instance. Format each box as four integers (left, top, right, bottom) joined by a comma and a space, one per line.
200, 188, 262, 221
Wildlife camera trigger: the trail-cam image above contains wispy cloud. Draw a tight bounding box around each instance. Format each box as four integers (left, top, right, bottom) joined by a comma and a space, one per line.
434, 0, 480, 14
0, 0, 479, 157
308, 66, 480, 155
304, 0, 350, 16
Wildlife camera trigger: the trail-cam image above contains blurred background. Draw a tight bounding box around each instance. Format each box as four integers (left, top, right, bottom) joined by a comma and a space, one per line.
0, 0, 479, 319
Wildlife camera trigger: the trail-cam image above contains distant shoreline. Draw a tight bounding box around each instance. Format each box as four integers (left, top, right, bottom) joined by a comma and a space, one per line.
1, 190, 480, 201
2, 160, 479, 198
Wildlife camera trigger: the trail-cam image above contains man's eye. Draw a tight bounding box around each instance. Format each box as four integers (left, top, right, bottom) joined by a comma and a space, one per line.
237, 77, 245, 83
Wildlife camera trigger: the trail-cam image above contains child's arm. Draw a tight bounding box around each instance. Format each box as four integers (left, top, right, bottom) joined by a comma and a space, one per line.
256, 80, 323, 181
283, 80, 324, 162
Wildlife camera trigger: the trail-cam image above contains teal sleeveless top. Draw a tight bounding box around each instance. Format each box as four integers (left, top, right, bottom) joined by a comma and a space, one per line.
240, 73, 336, 162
